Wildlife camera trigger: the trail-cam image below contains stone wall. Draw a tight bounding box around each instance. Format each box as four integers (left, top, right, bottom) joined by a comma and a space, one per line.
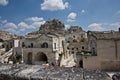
83, 56, 101, 69
101, 60, 120, 70
23, 48, 55, 64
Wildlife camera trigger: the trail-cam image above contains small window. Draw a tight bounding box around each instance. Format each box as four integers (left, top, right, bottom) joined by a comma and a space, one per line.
81, 35, 83, 38
82, 46, 84, 49
67, 41, 70, 43
54, 43, 56, 49
67, 47, 69, 50
92, 48, 96, 55
72, 48, 74, 50
81, 39, 84, 42
76, 48, 78, 50
73, 36, 75, 38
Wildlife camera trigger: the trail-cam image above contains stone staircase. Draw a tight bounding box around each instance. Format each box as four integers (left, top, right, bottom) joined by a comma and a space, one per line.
0, 48, 5, 55
0, 48, 13, 63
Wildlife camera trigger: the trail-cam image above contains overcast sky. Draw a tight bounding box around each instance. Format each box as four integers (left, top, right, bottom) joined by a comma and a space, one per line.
0, 0, 120, 35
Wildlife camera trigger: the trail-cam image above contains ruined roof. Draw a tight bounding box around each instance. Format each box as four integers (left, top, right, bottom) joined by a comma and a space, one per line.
88, 31, 120, 40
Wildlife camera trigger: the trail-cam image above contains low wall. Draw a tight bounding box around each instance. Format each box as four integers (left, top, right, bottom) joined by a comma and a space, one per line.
101, 60, 120, 70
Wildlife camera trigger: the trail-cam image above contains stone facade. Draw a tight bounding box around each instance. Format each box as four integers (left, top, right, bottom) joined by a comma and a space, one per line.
83, 31, 120, 70
63, 26, 88, 67
20, 33, 65, 65
18, 19, 66, 65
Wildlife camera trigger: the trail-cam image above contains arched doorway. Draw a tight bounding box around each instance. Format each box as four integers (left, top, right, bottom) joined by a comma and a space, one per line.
27, 52, 32, 64
79, 60, 83, 68
36, 52, 48, 64
41, 42, 48, 48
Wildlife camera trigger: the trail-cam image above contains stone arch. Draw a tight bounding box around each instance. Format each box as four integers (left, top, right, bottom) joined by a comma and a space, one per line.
35, 52, 48, 63
27, 52, 32, 64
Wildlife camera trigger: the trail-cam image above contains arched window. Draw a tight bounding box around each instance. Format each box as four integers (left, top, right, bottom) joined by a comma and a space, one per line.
41, 42, 48, 48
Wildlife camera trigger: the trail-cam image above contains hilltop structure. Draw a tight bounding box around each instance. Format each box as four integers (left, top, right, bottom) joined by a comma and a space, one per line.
0, 19, 120, 70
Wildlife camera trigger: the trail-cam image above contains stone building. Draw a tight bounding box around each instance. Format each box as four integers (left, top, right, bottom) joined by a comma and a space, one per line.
83, 30, 120, 70
0, 30, 20, 63
0, 30, 18, 41
19, 19, 65, 65
2, 19, 120, 70
62, 26, 88, 67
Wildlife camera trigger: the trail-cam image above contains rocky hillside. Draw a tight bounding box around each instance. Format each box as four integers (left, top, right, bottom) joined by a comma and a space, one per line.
40, 19, 65, 31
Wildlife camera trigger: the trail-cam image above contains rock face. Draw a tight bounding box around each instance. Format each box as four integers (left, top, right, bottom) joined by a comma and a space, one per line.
40, 19, 65, 31
0, 64, 111, 80
39, 19, 65, 34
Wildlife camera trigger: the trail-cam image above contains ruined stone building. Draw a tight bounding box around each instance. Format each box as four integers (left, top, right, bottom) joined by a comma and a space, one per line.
61, 26, 88, 67
1, 19, 120, 70
83, 31, 120, 70
18, 19, 65, 65
0, 30, 20, 63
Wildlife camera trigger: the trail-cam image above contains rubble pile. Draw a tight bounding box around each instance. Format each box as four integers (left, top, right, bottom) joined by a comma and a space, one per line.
0, 64, 111, 80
